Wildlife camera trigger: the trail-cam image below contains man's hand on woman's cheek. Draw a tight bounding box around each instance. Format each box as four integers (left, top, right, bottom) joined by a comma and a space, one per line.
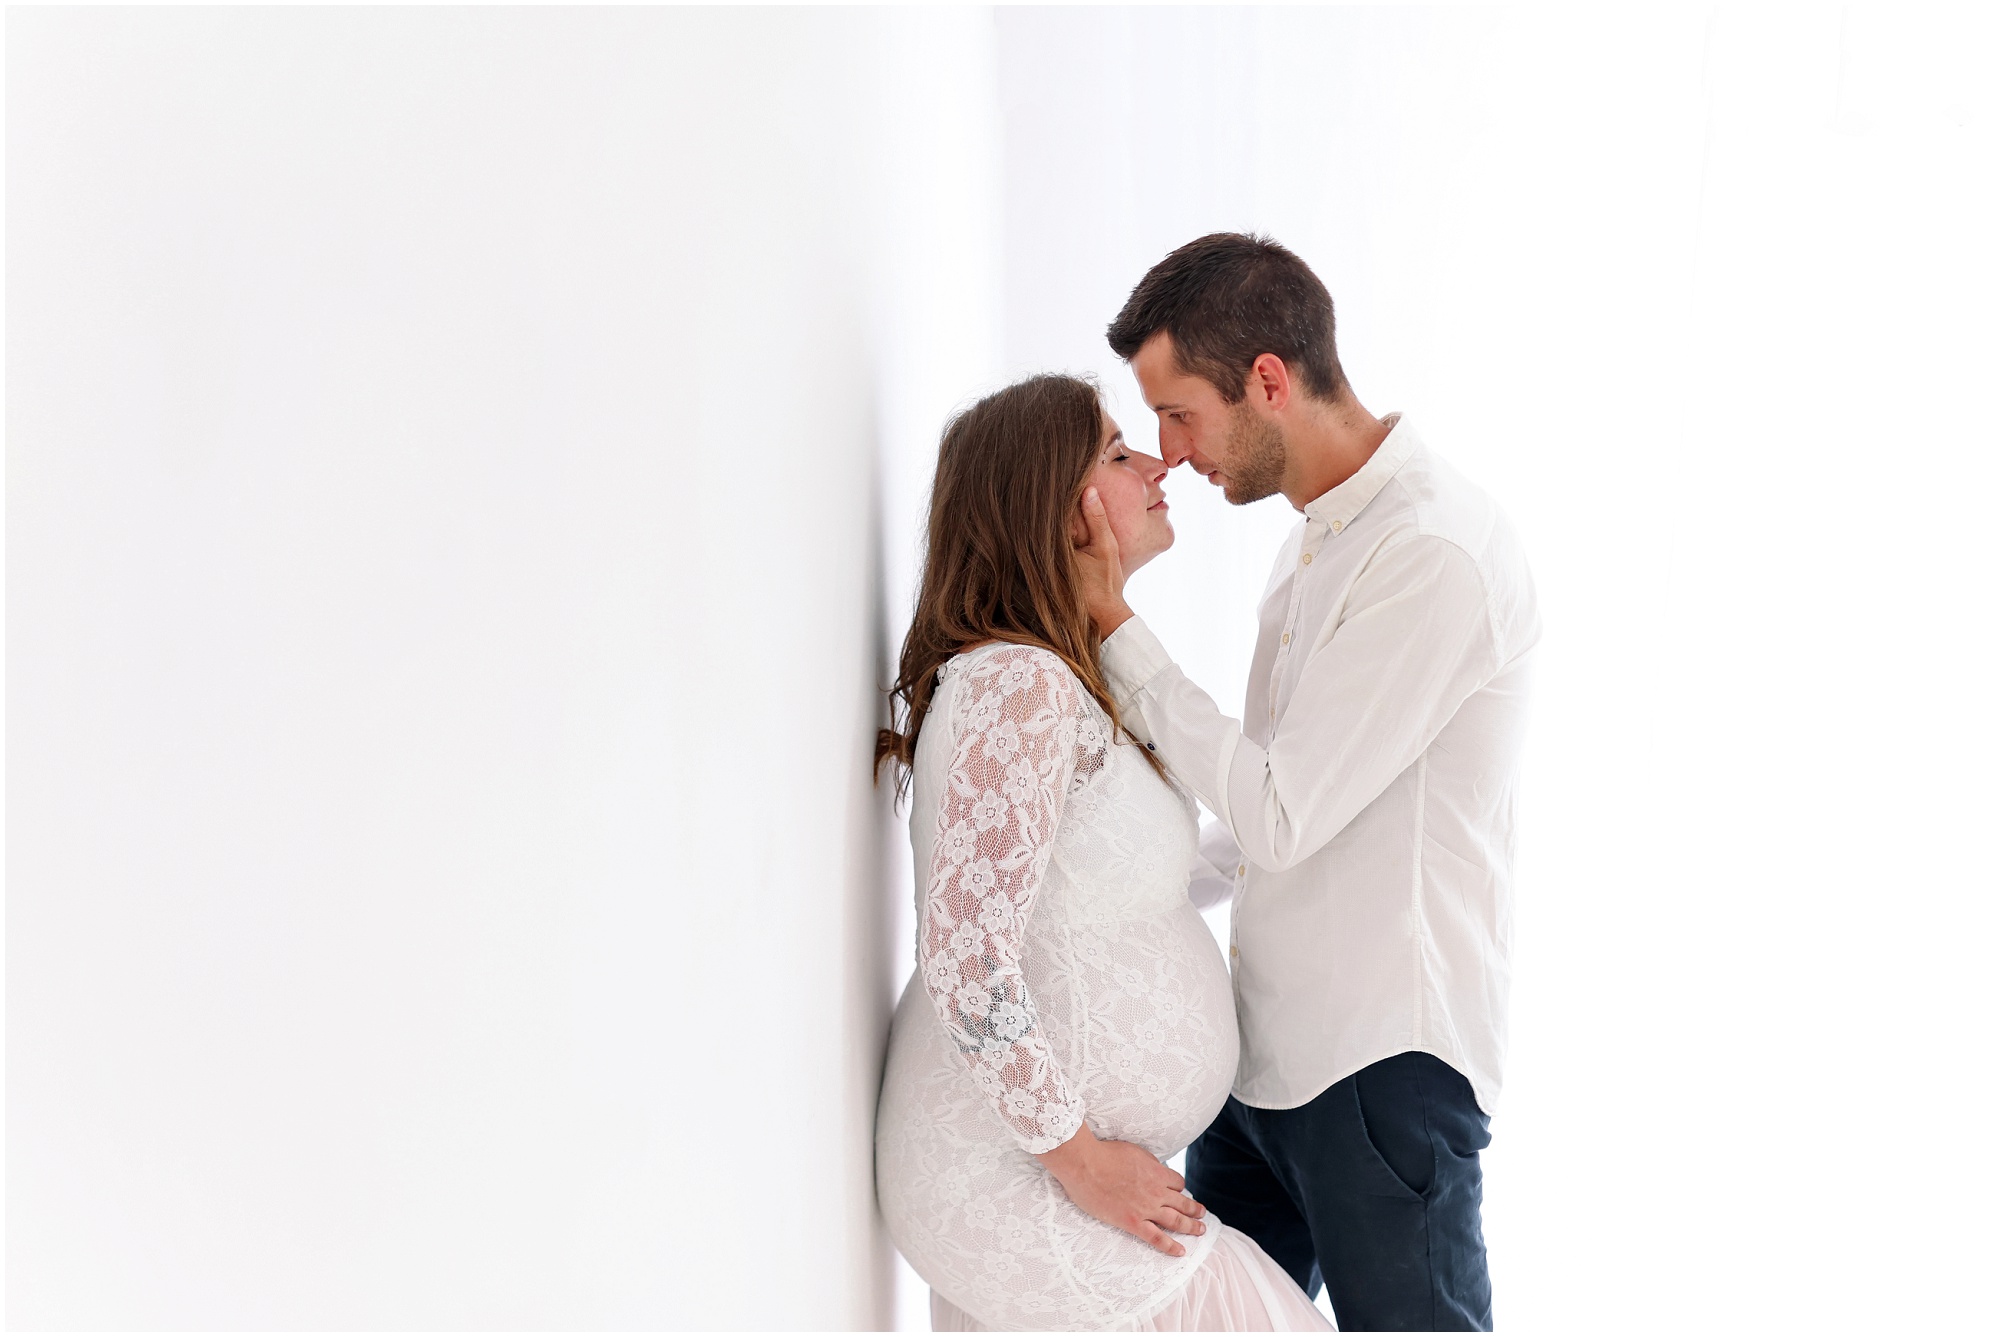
1075, 487, 1136, 638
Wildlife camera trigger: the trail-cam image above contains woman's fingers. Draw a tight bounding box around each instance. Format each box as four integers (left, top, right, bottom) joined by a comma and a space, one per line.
1042, 1136, 1208, 1257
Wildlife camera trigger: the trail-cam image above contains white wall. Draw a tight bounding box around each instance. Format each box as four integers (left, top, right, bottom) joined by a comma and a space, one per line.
6, 8, 1001, 1328
991, 5, 1998, 1330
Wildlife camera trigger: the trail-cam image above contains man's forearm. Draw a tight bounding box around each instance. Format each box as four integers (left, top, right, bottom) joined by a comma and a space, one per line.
1101, 540, 1499, 872
1091, 599, 1136, 639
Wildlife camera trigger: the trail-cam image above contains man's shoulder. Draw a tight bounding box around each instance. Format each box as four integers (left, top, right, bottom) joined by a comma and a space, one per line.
1371, 446, 1538, 648
1380, 445, 1523, 565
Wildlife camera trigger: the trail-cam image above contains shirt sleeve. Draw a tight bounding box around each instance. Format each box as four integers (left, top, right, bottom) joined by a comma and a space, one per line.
918, 646, 1089, 1154
1187, 817, 1243, 911
1101, 533, 1499, 873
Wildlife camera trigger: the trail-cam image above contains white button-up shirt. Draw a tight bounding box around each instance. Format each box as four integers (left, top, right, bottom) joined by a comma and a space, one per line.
1101, 415, 1539, 1114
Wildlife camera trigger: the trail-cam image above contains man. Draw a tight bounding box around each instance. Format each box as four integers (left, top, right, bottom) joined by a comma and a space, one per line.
1073, 233, 1540, 1331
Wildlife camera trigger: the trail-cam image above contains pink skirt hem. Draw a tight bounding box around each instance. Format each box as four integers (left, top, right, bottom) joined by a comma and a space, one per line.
929, 1221, 1335, 1332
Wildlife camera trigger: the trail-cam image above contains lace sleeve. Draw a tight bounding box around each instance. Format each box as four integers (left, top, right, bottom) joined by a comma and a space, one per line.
918, 646, 1089, 1154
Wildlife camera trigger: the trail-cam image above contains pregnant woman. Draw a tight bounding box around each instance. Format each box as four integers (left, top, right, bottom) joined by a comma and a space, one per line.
874, 375, 1329, 1331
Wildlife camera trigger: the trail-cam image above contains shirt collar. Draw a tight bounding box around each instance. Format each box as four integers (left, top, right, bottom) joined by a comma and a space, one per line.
1301, 411, 1418, 530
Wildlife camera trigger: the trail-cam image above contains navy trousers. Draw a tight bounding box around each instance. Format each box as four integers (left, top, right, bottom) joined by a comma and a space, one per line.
1187, 1051, 1494, 1332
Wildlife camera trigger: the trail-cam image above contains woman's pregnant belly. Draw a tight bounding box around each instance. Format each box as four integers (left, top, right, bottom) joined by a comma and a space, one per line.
875, 902, 1240, 1329
1026, 902, 1240, 1157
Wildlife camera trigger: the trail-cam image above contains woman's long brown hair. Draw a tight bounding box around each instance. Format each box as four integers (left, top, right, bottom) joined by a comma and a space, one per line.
875, 373, 1168, 799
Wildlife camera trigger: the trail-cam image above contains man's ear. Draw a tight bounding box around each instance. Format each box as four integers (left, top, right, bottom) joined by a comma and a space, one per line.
1248, 353, 1292, 413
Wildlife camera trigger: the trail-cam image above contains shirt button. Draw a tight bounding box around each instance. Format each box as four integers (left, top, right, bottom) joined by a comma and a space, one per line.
1229, 945, 1239, 958
1237, 864, 1246, 877
1281, 632, 1291, 645
1331, 519, 1344, 533
1302, 553, 1313, 565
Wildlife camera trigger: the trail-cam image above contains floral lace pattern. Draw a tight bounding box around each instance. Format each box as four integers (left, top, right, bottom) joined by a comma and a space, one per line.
878, 644, 1242, 1330
919, 646, 1091, 1153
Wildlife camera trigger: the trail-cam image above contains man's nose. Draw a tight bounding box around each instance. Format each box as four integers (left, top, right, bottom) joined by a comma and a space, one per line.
1160, 438, 1193, 468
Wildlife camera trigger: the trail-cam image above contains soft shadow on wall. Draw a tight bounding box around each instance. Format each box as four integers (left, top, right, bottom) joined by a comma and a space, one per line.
7, 6, 1003, 1329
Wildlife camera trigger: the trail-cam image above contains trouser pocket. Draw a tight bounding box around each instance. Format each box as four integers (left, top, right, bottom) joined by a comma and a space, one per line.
1347, 1052, 1442, 1201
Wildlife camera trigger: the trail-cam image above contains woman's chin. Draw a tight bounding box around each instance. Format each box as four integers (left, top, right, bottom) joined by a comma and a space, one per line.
1126, 528, 1173, 573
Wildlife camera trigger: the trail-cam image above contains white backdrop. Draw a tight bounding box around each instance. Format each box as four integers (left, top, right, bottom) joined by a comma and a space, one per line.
9, 6, 1997, 1332
985, 6, 2000, 1332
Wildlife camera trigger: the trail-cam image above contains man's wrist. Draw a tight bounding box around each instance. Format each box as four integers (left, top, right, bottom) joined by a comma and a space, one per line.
1093, 602, 1135, 639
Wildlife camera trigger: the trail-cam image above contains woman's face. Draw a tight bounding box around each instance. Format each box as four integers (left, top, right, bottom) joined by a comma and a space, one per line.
1075, 411, 1173, 573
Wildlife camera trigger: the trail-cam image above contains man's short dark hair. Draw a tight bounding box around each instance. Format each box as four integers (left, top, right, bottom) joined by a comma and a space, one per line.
1107, 233, 1346, 405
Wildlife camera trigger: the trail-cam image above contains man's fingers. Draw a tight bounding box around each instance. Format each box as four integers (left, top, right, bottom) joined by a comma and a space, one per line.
1165, 1169, 1186, 1193
1080, 488, 1119, 555
1150, 1208, 1206, 1236
1136, 1223, 1186, 1258
1081, 487, 1108, 538
1170, 1192, 1204, 1219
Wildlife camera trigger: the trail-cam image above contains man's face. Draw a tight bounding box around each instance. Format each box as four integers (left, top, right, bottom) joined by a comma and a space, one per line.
1129, 331, 1287, 506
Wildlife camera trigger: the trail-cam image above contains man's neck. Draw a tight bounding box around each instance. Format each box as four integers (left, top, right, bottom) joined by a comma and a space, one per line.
1281, 392, 1392, 511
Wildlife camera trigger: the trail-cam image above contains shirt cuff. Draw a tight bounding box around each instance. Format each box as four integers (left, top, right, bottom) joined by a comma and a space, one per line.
1100, 616, 1174, 705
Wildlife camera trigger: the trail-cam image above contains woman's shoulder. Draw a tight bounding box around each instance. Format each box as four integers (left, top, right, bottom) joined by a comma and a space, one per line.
941, 640, 1084, 708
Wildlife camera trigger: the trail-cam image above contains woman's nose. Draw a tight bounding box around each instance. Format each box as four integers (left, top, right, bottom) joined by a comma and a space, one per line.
1143, 452, 1169, 483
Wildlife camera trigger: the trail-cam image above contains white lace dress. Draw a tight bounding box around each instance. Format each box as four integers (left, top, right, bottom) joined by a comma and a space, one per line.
875, 644, 1331, 1332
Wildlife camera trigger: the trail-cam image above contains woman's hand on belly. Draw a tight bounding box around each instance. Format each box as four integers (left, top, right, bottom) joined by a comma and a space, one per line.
1034, 1122, 1207, 1257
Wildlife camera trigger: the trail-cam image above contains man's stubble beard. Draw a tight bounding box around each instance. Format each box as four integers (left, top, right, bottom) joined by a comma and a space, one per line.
1220, 402, 1287, 506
